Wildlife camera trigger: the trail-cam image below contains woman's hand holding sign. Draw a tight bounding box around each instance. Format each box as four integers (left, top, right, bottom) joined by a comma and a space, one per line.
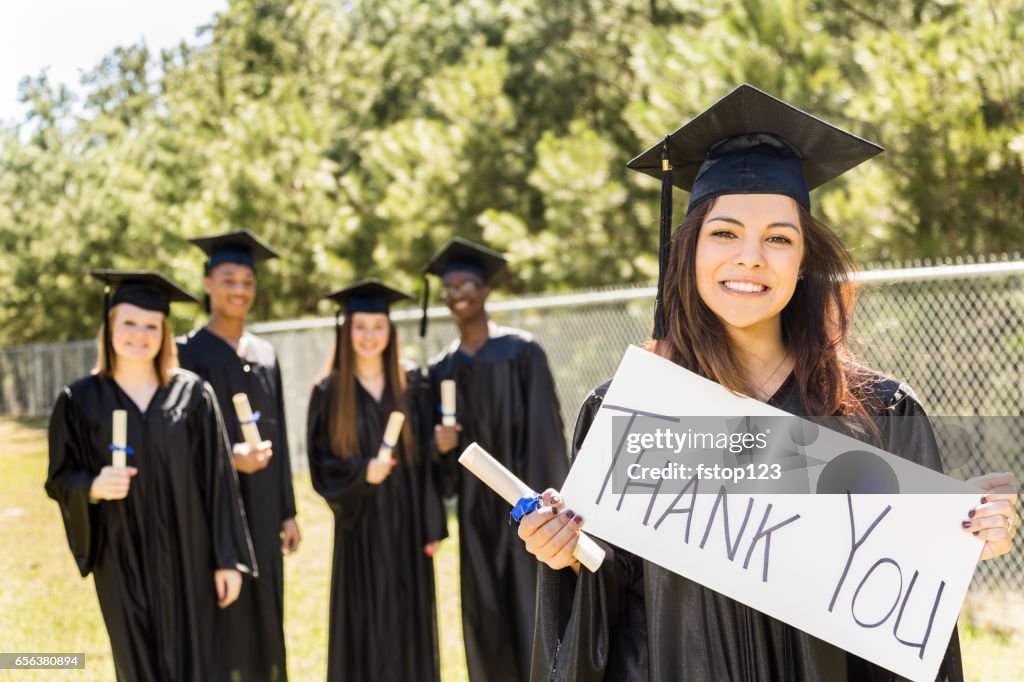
963, 472, 1019, 561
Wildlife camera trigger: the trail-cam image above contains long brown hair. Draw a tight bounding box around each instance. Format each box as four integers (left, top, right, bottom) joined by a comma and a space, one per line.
650, 196, 873, 419
325, 315, 416, 461
93, 305, 178, 387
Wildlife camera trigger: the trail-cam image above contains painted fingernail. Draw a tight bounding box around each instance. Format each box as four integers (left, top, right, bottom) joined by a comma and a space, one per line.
551, 506, 559, 515
551, 496, 562, 505
565, 510, 575, 520
973, 531, 980, 536
574, 516, 584, 525
981, 496, 988, 504
968, 509, 976, 518
961, 521, 972, 528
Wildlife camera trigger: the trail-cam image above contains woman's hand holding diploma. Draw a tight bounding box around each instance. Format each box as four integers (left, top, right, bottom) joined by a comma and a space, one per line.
89, 466, 139, 501
366, 458, 397, 484
517, 489, 585, 573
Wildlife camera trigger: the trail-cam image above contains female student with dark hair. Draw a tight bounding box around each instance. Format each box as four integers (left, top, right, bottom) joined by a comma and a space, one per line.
515, 85, 1019, 681
45, 270, 255, 681
306, 279, 448, 682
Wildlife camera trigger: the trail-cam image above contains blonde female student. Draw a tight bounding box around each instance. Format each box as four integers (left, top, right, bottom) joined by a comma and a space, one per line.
46, 270, 255, 681
306, 279, 448, 682
516, 86, 1019, 681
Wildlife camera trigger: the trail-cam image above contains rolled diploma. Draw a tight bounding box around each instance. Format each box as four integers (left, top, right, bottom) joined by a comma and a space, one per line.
440, 380, 457, 426
377, 411, 406, 462
232, 393, 263, 449
458, 442, 605, 572
112, 410, 127, 469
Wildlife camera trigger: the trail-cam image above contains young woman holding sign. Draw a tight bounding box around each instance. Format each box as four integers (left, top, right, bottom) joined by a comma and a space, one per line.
516, 85, 1019, 681
45, 270, 255, 681
306, 279, 448, 682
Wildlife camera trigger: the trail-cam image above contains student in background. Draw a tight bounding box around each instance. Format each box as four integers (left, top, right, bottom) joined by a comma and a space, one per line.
307, 279, 447, 682
46, 270, 254, 681
177, 230, 298, 681
422, 239, 569, 682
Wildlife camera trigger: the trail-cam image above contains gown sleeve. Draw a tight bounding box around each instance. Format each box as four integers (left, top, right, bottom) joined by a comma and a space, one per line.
305, 380, 372, 529
44, 387, 100, 577
274, 361, 298, 522
193, 379, 257, 574
531, 385, 647, 682
517, 339, 570, 492
408, 367, 449, 544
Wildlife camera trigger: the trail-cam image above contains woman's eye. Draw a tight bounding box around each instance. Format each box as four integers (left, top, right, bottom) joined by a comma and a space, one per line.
767, 235, 793, 245
710, 230, 736, 239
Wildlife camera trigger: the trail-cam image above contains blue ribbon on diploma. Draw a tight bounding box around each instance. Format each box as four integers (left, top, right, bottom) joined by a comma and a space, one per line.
238, 410, 261, 425
436, 405, 460, 418
510, 494, 543, 526
108, 443, 135, 456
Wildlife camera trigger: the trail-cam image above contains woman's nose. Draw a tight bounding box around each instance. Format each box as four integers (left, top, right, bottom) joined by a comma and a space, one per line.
733, 235, 765, 268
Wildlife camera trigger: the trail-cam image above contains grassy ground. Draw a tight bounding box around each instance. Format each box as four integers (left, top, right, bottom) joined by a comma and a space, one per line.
1, 416, 1020, 681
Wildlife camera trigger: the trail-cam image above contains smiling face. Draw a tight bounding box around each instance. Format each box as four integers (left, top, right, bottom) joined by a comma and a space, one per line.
694, 193, 805, 334
441, 270, 489, 323
350, 312, 391, 361
204, 263, 256, 319
110, 303, 165, 362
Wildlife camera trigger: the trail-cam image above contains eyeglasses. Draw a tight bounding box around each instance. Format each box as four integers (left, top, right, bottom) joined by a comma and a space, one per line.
441, 280, 482, 299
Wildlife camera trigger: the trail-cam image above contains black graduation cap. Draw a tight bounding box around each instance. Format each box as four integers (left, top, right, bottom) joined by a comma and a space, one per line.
187, 230, 280, 274
419, 237, 508, 336
90, 269, 199, 370
626, 83, 884, 339
321, 278, 414, 370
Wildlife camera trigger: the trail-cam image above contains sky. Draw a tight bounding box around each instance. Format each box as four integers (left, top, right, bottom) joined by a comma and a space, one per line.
0, 0, 227, 125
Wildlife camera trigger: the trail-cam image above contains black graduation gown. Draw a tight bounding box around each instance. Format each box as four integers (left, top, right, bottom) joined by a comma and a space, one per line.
429, 324, 570, 682
177, 328, 297, 681
306, 366, 448, 682
45, 370, 255, 682
530, 373, 966, 682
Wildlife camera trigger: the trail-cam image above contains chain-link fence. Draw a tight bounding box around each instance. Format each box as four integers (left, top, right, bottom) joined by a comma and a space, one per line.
2, 256, 1022, 589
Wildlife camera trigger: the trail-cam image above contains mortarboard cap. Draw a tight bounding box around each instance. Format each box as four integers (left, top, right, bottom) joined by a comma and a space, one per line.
188, 230, 280, 274
323, 278, 414, 316
90, 269, 199, 370
627, 84, 883, 339
322, 278, 413, 370
419, 237, 508, 336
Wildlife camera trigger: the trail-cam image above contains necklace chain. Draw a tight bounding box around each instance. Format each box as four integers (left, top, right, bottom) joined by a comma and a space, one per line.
757, 353, 790, 398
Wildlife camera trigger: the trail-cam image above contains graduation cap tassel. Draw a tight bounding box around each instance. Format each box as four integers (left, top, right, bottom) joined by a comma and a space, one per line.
419, 276, 430, 338
653, 136, 672, 340
333, 310, 342, 372
103, 285, 113, 372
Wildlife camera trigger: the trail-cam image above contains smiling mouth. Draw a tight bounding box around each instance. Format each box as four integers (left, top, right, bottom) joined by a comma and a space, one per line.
720, 280, 769, 294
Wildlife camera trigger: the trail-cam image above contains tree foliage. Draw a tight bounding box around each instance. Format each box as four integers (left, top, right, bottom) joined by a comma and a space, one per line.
1, 0, 1022, 344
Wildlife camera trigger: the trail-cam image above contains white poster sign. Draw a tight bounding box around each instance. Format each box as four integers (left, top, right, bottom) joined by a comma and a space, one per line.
559, 345, 982, 682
